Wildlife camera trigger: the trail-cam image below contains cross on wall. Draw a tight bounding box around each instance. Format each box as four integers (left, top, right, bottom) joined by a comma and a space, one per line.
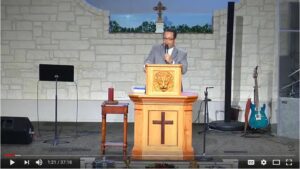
153, 1, 166, 23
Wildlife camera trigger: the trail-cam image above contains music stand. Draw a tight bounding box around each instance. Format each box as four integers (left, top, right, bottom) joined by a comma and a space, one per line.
39, 64, 74, 146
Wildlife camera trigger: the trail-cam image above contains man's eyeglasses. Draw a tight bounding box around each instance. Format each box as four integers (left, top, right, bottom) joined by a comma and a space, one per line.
163, 37, 174, 40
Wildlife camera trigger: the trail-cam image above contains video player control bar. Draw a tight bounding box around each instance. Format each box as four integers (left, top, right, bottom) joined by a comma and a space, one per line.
1, 159, 80, 168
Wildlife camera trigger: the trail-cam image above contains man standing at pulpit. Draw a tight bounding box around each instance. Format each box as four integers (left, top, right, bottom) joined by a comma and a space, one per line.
144, 29, 188, 74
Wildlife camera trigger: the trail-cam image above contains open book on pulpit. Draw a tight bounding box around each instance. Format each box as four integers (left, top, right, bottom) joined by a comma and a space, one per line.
145, 64, 182, 96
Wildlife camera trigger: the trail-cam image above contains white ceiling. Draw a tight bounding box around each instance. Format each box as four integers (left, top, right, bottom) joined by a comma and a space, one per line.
85, 0, 241, 14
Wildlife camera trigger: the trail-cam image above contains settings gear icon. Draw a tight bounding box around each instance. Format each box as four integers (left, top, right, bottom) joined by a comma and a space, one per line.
261, 159, 267, 166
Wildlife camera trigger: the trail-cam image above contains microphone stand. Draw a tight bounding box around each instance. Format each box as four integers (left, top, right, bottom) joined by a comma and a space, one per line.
44, 75, 69, 146
196, 87, 213, 161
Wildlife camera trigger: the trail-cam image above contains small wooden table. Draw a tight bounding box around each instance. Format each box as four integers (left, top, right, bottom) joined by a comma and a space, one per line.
101, 102, 129, 159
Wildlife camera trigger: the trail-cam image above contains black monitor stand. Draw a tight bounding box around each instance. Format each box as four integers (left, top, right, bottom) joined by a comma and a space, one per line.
39, 64, 74, 146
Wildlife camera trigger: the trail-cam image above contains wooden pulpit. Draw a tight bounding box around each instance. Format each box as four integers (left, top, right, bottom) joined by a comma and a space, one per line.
129, 64, 198, 160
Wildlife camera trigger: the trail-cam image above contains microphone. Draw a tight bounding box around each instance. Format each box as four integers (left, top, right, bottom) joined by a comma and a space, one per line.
204, 86, 213, 100
164, 44, 169, 54
164, 44, 170, 64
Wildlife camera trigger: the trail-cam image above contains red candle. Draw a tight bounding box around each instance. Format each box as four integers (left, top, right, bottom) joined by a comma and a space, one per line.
108, 88, 114, 101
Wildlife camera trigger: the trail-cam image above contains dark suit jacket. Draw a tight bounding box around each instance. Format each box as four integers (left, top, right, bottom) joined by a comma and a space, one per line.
144, 44, 188, 74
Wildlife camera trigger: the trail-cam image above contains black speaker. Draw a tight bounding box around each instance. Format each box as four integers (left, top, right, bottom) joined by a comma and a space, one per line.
1, 116, 34, 144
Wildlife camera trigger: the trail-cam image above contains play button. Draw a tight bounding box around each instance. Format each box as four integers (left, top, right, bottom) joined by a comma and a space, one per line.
10, 159, 15, 166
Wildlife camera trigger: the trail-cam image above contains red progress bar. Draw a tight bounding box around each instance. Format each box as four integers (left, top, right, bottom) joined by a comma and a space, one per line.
4, 153, 16, 157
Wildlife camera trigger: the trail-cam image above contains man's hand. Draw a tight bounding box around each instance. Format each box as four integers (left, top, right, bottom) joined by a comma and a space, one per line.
164, 54, 173, 64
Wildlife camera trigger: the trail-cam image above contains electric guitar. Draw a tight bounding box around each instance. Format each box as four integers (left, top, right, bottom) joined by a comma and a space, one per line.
249, 66, 269, 129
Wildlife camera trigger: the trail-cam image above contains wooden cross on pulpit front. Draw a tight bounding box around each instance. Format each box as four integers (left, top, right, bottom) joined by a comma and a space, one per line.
152, 112, 173, 144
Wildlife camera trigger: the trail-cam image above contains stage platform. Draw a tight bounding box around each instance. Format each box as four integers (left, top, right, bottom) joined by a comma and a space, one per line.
1, 122, 299, 168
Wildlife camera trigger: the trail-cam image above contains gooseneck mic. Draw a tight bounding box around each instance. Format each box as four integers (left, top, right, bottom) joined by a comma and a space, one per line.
206, 86, 214, 90
205, 87, 214, 100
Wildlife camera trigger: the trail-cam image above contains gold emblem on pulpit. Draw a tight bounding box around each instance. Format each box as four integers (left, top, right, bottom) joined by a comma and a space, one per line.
146, 64, 181, 96
153, 71, 174, 92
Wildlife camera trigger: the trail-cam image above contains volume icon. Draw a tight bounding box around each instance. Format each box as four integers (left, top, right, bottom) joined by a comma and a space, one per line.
35, 159, 43, 166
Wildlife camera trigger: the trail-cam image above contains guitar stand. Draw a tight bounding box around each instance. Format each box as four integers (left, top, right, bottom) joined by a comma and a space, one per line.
243, 127, 274, 138
196, 87, 213, 161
